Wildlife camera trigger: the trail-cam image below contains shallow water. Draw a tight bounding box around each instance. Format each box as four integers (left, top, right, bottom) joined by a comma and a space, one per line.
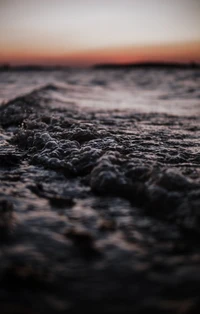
0, 68, 200, 115
0, 68, 200, 313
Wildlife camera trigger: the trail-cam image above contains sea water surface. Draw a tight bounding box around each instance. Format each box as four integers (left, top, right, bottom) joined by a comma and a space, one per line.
0, 67, 200, 313
0, 68, 200, 115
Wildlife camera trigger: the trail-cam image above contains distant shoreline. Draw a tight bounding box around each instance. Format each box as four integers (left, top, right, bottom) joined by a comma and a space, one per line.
93, 61, 200, 70
0, 62, 200, 71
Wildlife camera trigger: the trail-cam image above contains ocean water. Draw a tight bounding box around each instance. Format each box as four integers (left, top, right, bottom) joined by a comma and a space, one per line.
0, 68, 200, 115
0, 68, 200, 313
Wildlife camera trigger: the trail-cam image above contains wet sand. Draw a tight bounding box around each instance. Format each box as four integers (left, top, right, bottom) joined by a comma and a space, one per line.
0, 69, 200, 313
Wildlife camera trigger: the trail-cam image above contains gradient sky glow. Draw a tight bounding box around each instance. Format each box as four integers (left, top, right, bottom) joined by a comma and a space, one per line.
0, 0, 200, 65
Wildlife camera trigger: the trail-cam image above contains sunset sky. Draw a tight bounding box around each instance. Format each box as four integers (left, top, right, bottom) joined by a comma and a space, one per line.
0, 0, 200, 66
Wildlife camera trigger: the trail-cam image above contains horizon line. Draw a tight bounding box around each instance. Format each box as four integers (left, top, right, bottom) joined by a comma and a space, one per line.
1, 41, 200, 67
1, 60, 200, 70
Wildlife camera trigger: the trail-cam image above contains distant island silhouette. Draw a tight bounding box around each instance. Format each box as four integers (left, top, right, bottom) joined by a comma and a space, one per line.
0, 62, 199, 71
93, 61, 200, 70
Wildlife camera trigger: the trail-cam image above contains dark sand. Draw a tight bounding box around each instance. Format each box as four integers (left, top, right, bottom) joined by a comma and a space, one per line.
0, 70, 200, 313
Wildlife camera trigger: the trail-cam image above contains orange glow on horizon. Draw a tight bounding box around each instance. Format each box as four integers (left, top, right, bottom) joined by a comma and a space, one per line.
0, 41, 200, 66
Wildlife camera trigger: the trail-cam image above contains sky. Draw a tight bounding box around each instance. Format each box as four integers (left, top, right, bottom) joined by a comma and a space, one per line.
0, 0, 200, 66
